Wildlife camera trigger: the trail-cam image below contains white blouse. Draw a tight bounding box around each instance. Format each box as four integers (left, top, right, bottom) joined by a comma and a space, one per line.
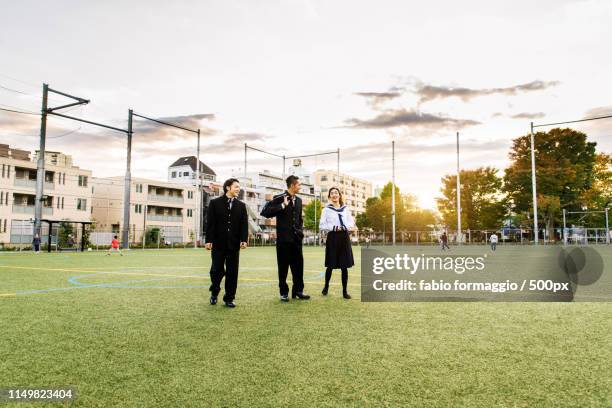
319, 205, 355, 232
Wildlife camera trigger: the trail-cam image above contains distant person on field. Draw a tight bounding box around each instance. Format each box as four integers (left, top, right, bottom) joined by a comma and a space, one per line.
440, 232, 450, 251
32, 233, 41, 253
107, 235, 123, 256
490, 233, 498, 251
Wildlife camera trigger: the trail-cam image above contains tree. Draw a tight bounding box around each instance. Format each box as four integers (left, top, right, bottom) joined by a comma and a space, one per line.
361, 182, 435, 232
579, 153, 612, 226
303, 199, 323, 231
503, 128, 597, 238
58, 222, 74, 248
436, 167, 506, 231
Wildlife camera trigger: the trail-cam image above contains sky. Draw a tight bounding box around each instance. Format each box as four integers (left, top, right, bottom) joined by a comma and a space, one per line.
1, 0, 611, 209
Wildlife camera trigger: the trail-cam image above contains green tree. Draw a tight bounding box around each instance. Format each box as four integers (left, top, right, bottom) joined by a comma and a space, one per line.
361, 182, 435, 232
436, 167, 506, 231
503, 128, 597, 238
303, 199, 323, 231
579, 153, 612, 226
58, 222, 74, 248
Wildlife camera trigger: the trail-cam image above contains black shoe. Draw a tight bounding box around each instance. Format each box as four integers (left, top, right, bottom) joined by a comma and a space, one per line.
343, 292, 352, 299
224, 301, 236, 308
322, 287, 329, 296
280, 295, 290, 302
292, 292, 311, 300
210, 296, 217, 305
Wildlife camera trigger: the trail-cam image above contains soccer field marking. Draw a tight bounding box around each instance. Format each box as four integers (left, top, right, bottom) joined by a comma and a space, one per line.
0, 264, 360, 297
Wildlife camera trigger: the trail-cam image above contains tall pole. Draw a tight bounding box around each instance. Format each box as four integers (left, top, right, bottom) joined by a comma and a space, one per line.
562, 208, 567, 246
122, 109, 133, 249
35, 83, 49, 238
530, 122, 539, 244
314, 189, 318, 247
337, 148, 340, 192
456, 131, 462, 245
244, 143, 247, 177
195, 129, 201, 248
391, 141, 396, 246
282, 155, 286, 180
605, 207, 610, 245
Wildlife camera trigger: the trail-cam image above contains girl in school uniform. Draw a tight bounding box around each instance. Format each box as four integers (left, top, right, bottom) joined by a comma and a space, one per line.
319, 187, 355, 299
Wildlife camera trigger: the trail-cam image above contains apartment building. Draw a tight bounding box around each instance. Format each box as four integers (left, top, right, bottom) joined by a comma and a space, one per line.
234, 160, 316, 236
313, 170, 373, 217
0, 145, 93, 245
91, 176, 200, 244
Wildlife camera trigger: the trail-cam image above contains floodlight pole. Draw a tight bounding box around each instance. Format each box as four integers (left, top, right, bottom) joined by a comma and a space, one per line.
244, 143, 247, 177
391, 141, 396, 246
337, 148, 340, 192
606, 207, 610, 245
195, 128, 201, 248
530, 122, 539, 244
456, 131, 462, 245
34, 84, 49, 239
562, 208, 567, 246
122, 109, 133, 249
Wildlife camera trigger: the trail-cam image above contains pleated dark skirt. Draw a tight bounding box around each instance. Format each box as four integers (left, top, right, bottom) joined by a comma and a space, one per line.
325, 230, 354, 269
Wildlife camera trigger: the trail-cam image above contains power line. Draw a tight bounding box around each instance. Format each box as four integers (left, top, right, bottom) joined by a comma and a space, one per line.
0, 106, 39, 115
533, 113, 612, 128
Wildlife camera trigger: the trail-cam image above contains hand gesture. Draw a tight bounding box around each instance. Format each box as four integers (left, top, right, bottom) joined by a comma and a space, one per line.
240, 242, 248, 249
205, 243, 213, 250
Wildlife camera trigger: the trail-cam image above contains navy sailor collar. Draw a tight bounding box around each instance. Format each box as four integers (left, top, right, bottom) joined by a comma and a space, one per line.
326, 204, 346, 213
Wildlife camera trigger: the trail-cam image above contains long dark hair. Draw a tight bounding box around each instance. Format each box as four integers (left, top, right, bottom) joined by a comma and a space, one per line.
327, 187, 344, 206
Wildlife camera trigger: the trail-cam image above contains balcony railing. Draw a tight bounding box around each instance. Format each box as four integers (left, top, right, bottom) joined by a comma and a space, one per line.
13, 178, 55, 190
147, 214, 183, 223
12, 204, 53, 215
147, 194, 184, 204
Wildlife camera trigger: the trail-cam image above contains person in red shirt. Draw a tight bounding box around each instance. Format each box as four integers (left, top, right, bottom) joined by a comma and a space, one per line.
107, 235, 123, 256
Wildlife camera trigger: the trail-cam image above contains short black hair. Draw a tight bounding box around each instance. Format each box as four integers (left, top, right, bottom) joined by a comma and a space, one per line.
114, 235, 117, 239
223, 178, 240, 193
286, 175, 299, 188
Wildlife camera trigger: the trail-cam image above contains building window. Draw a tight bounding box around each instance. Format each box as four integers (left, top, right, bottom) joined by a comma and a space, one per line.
57, 197, 60, 209
0, 192, 3, 205
183, 172, 189, 177
77, 198, 87, 211
2, 219, 6, 233
78, 175, 88, 187
1, 165, 4, 178
134, 204, 143, 214
135, 183, 143, 193
171, 171, 176, 178
61, 197, 64, 209
187, 209, 193, 217
321, 175, 327, 182
187, 191, 194, 199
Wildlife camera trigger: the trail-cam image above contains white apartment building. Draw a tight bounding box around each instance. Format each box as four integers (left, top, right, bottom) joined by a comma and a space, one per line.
313, 170, 373, 217
91, 177, 198, 244
0, 145, 92, 246
234, 160, 316, 235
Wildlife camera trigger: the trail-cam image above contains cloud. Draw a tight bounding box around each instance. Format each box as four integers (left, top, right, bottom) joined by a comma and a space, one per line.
344, 108, 480, 130
415, 80, 560, 103
133, 113, 216, 142
491, 112, 546, 119
510, 112, 546, 120
584, 105, 612, 118
354, 89, 404, 109
225, 132, 270, 145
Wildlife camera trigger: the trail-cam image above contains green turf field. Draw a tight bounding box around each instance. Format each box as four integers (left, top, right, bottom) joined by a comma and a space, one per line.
1, 246, 610, 407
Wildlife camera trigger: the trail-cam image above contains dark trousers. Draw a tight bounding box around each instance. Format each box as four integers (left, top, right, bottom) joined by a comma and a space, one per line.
209, 248, 240, 302
276, 242, 304, 296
